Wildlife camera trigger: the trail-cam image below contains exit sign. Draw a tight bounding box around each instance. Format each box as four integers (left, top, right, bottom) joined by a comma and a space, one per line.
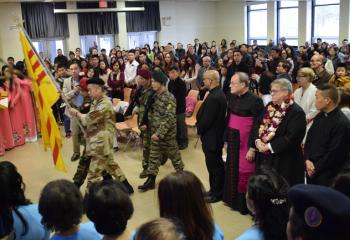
99, 0, 107, 8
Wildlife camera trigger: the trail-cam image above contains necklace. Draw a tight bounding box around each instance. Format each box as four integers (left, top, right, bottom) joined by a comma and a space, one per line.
258, 98, 294, 143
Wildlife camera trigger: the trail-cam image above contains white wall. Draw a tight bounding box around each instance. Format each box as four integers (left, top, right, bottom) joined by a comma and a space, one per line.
158, 0, 218, 45
215, 0, 246, 45
0, 2, 23, 62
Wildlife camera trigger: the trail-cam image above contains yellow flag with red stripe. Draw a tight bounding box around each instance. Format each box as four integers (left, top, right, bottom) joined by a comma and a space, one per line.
19, 29, 66, 172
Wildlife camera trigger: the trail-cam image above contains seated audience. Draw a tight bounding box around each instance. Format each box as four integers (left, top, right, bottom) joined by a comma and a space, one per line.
287, 184, 350, 240
84, 180, 133, 240
0, 161, 49, 240
134, 218, 186, 240
338, 87, 350, 120
158, 171, 224, 240
329, 63, 350, 90
236, 167, 289, 240
38, 179, 100, 240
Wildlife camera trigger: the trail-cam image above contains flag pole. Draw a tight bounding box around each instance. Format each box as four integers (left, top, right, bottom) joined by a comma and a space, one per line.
17, 23, 86, 136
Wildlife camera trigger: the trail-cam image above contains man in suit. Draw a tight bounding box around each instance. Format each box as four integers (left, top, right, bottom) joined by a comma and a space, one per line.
196, 70, 227, 203
194, 38, 202, 56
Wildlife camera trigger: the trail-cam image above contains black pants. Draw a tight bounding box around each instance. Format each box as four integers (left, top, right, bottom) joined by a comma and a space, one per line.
202, 146, 225, 198
176, 113, 188, 147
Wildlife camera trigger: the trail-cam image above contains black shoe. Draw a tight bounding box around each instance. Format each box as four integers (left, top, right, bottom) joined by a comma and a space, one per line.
178, 144, 188, 150
160, 158, 168, 166
71, 153, 80, 162
138, 175, 156, 192
205, 195, 222, 203
73, 181, 82, 189
139, 169, 148, 179
113, 146, 119, 152
122, 179, 134, 194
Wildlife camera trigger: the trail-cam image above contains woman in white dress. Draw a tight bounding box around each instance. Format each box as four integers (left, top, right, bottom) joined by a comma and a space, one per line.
294, 67, 318, 143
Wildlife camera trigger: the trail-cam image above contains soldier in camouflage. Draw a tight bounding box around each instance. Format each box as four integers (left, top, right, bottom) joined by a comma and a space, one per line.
138, 71, 184, 192
69, 77, 134, 194
131, 69, 155, 178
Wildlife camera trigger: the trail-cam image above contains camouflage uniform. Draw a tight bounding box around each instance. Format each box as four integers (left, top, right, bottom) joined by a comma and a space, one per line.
146, 90, 184, 176
138, 86, 155, 171
72, 96, 92, 187
80, 95, 126, 186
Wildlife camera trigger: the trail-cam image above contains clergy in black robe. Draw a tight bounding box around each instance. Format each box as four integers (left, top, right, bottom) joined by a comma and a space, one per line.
304, 84, 350, 186
254, 79, 306, 186
196, 70, 227, 203
223, 72, 264, 214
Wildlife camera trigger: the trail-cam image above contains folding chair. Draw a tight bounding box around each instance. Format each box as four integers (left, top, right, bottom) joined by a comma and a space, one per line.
185, 100, 203, 148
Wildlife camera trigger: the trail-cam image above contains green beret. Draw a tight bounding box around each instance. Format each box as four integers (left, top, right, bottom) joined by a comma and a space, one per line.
152, 71, 168, 85
87, 77, 105, 86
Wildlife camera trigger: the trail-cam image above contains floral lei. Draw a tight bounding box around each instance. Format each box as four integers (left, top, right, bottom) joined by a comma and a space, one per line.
258, 98, 294, 143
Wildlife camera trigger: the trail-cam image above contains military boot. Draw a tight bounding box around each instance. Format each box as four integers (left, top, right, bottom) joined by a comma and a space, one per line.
138, 175, 156, 192
139, 169, 148, 179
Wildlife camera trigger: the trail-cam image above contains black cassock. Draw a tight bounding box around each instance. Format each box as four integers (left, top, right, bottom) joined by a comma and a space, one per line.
304, 108, 350, 186
223, 91, 264, 214
254, 103, 306, 186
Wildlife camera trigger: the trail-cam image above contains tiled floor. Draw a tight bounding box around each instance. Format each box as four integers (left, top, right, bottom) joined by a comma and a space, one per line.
0, 129, 251, 239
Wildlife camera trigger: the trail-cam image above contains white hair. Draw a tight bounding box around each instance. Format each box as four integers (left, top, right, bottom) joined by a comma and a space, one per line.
271, 78, 293, 94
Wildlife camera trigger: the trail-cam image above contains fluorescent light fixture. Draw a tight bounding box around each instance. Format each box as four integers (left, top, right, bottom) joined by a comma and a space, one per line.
53, 7, 145, 14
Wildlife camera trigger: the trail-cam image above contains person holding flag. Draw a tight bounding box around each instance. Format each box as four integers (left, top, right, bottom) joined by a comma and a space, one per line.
69, 77, 134, 194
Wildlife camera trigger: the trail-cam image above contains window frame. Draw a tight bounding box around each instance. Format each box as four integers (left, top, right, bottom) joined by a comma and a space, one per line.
247, 3, 268, 44
32, 38, 66, 63
311, 0, 340, 43
277, 1, 299, 46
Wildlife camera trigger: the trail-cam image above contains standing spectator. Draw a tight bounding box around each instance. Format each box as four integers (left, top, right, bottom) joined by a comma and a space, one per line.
54, 49, 68, 67
294, 68, 318, 143
167, 65, 188, 150
184, 55, 199, 91
225, 50, 250, 95
124, 50, 139, 93
276, 60, 292, 81
62, 63, 82, 160
310, 54, 331, 87
240, 44, 253, 68
268, 47, 282, 75
196, 70, 227, 203
194, 38, 202, 55
197, 56, 212, 99
258, 71, 275, 106
254, 79, 306, 186
304, 84, 350, 186
98, 60, 111, 86
338, 87, 350, 120
108, 61, 125, 100
223, 72, 264, 214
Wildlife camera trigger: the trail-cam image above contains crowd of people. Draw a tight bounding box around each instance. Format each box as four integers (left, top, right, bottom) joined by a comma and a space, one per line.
1, 36, 350, 239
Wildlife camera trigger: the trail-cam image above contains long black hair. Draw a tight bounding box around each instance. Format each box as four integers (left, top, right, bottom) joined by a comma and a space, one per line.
0, 161, 31, 237
247, 166, 289, 240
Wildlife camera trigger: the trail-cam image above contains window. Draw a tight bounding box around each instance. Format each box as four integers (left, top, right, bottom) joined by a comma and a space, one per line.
247, 3, 267, 45
80, 35, 114, 57
312, 0, 340, 44
277, 1, 299, 46
32, 39, 65, 62
127, 31, 157, 49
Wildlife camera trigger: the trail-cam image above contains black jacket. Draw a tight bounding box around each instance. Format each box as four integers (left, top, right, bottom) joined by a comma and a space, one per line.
255, 103, 306, 186
196, 87, 227, 151
305, 108, 350, 186
224, 61, 250, 96
168, 77, 187, 114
